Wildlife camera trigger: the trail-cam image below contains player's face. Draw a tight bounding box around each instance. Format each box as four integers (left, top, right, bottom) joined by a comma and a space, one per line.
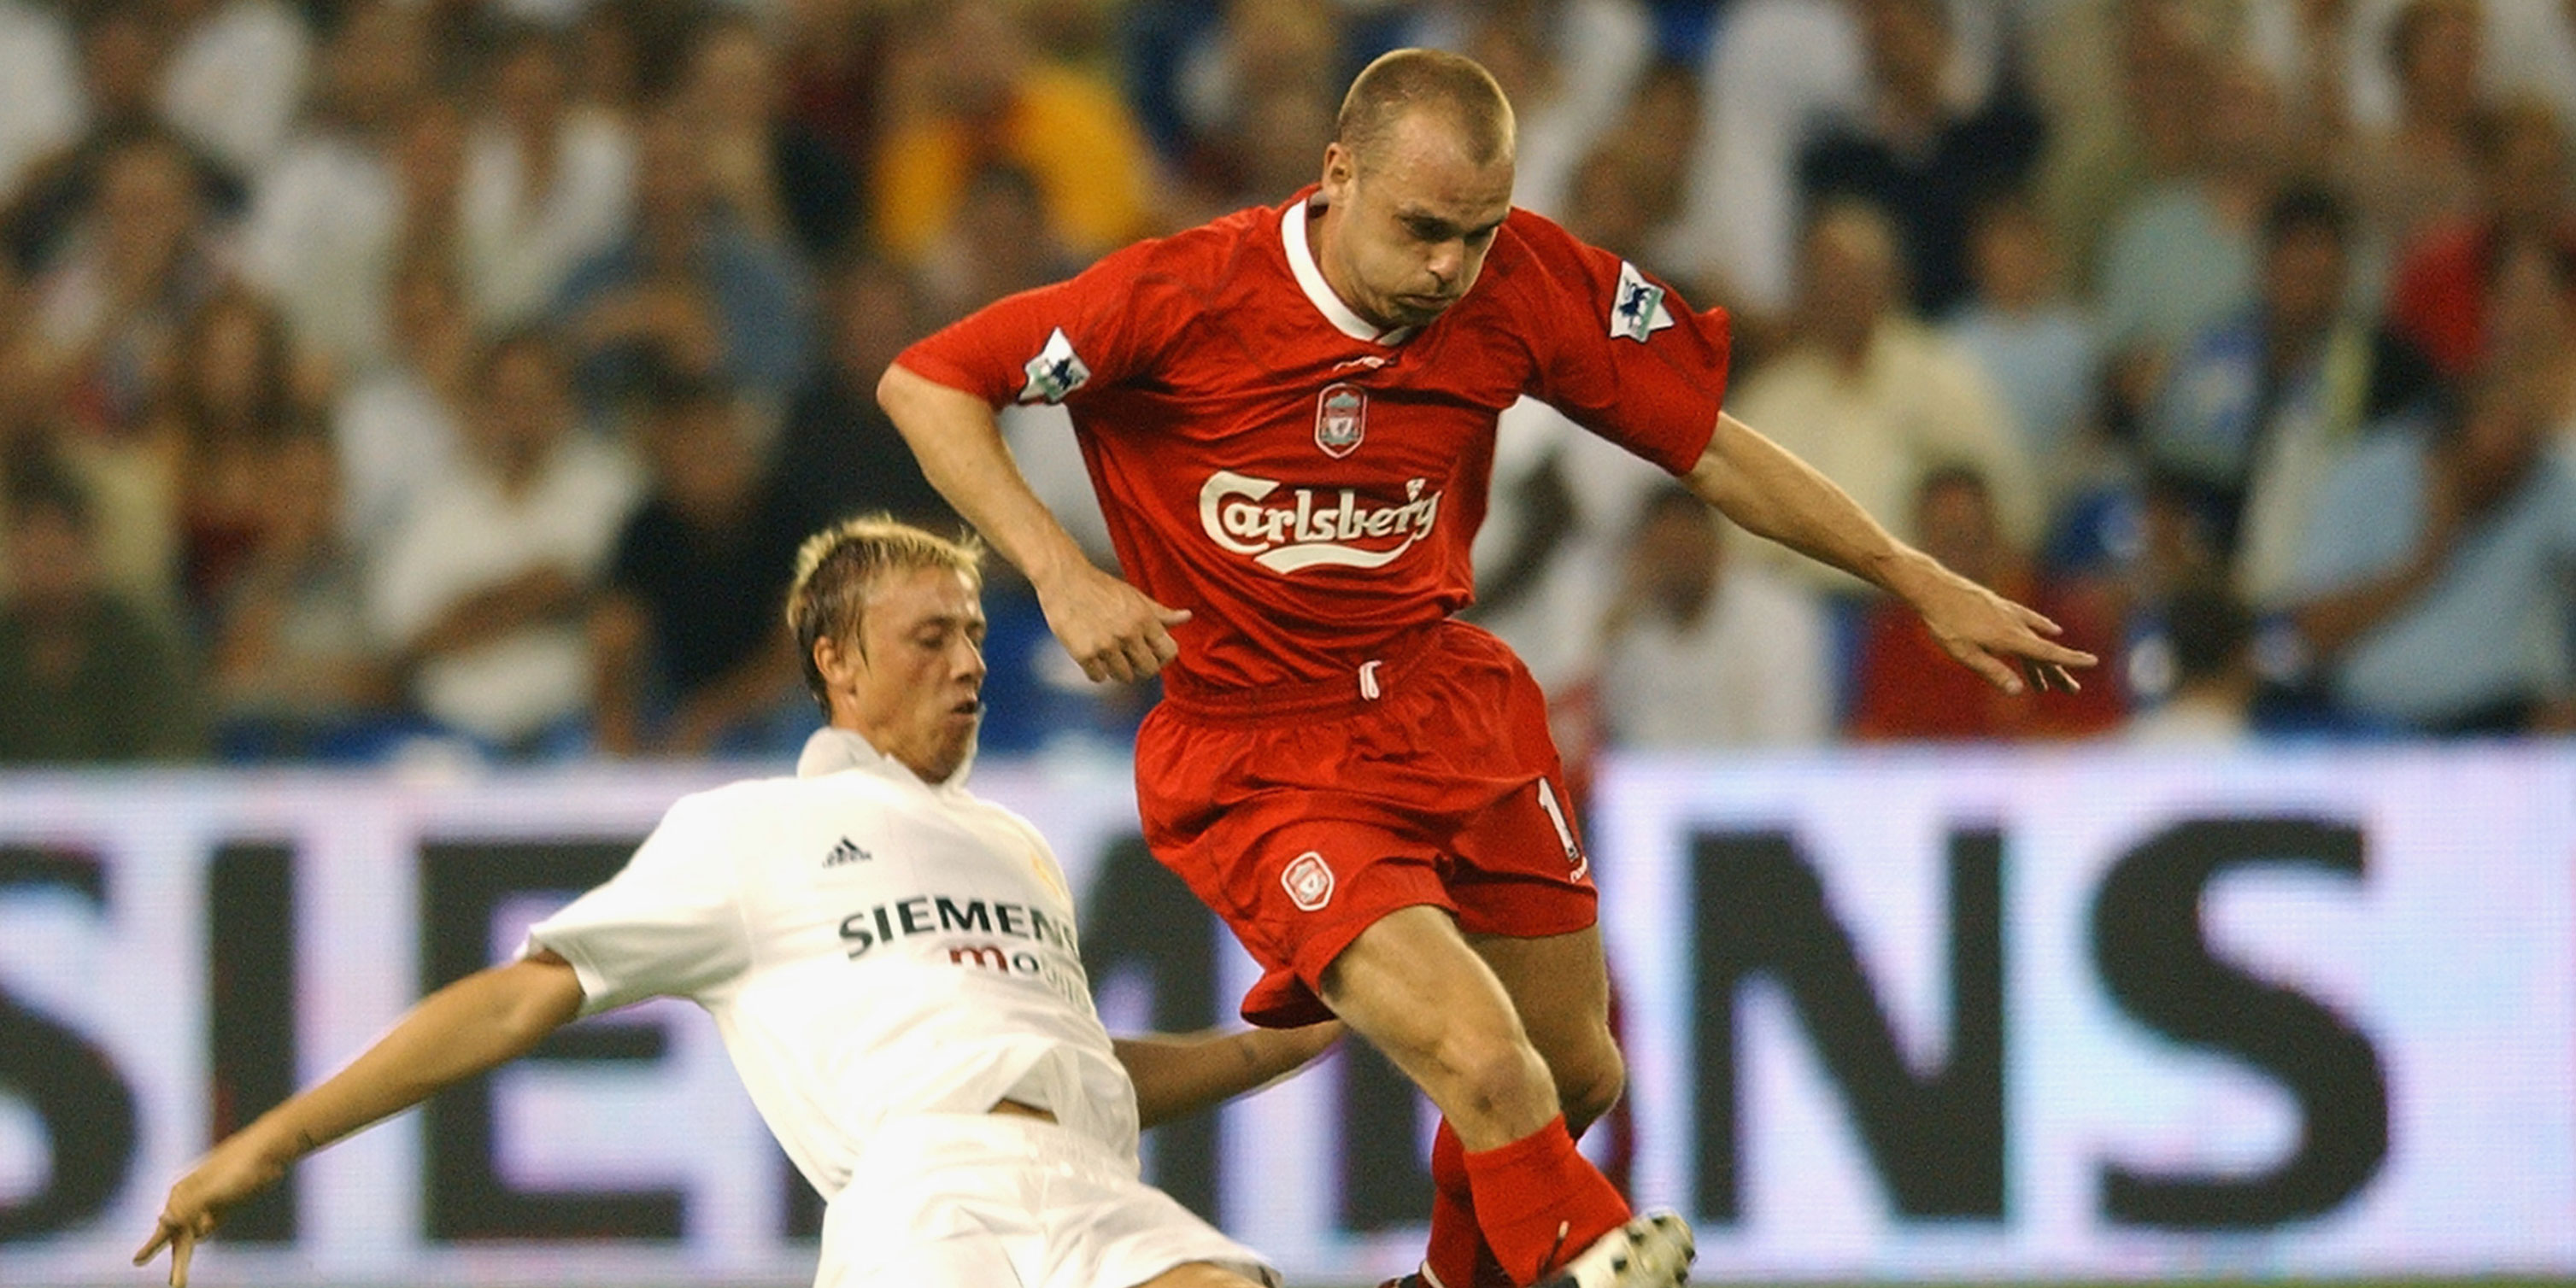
845, 566, 989, 783
1315, 111, 1514, 331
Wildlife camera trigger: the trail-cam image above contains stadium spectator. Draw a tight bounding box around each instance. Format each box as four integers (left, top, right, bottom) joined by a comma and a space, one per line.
1848, 464, 2125, 741
459, 22, 635, 331
1, 0, 245, 278
678, 14, 860, 261
1454, 0, 1657, 226
1794, 0, 2045, 319
1161, 0, 1343, 221
1599, 61, 1710, 297
2283, 366, 2576, 735
2026, 0, 2219, 300
28, 129, 225, 441
1668, 0, 2009, 323
1594, 484, 1833, 750
367, 329, 640, 756
1665, 0, 1864, 322
238, 2, 443, 375
777, 252, 959, 534
2144, 183, 2441, 606
205, 428, 402, 760
331, 249, 471, 560
589, 370, 808, 758
871, 0, 1161, 265
163, 286, 313, 624
1937, 189, 2107, 522
918, 161, 1085, 325
2338, 0, 2485, 272
0, 451, 206, 763
775, 0, 889, 207
1467, 395, 1667, 699
2385, 99, 2576, 380
2122, 577, 2258, 745
2096, 55, 2291, 428
22, 131, 227, 613
555, 106, 812, 414
159, 0, 310, 179
1728, 198, 2042, 595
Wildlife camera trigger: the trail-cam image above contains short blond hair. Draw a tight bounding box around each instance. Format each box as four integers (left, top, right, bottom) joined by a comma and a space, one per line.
1336, 48, 1516, 173
786, 515, 984, 714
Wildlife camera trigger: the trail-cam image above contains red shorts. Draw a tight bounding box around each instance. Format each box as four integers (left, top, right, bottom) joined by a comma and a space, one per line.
1135, 620, 1595, 1027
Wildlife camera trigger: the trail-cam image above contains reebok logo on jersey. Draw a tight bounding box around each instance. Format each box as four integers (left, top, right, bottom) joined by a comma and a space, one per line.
1610, 261, 1674, 342
823, 836, 870, 868
1018, 327, 1090, 403
1282, 852, 1335, 911
1199, 470, 1442, 574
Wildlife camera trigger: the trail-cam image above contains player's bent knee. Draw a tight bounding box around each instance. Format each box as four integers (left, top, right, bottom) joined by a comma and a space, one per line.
1557, 1035, 1626, 1134
1426, 1029, 1560, 1131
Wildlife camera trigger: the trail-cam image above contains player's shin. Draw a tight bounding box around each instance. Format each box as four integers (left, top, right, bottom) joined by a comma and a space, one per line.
1423, 1119, 1517, 1288
1458, 1115, 1630, 1285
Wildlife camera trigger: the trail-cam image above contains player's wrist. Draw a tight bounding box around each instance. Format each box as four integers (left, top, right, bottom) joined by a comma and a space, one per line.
1869, 544, 1947, 602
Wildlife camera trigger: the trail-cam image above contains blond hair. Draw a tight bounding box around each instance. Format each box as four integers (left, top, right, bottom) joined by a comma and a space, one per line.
785, 515, 984, 714
1335, 48, 1516, 173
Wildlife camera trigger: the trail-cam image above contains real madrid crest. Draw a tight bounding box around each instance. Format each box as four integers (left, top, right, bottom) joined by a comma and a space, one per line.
1314, 382, 1367, 458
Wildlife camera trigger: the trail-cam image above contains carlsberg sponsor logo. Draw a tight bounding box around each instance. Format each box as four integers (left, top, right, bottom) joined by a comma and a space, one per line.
1199, 469, 1442, 573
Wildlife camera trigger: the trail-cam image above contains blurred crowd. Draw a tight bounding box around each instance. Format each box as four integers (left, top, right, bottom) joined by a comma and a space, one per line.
0, 0, 2572, 770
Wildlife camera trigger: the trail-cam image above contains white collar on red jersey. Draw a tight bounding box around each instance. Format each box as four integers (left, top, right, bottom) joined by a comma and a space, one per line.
1282, 196, 1417, 348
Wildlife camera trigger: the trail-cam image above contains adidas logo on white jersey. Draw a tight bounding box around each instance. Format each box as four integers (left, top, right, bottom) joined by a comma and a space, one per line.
824, 837, 871, 868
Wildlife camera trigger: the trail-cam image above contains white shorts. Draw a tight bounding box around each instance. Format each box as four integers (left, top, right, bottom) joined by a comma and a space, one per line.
818, 1113, 1278, 1288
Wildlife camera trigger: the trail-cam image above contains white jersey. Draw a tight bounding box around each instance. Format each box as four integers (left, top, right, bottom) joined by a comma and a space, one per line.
524, 727, 1139, 1201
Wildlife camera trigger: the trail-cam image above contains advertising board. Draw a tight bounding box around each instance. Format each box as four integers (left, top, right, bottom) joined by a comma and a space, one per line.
3, 745, 2570, 1284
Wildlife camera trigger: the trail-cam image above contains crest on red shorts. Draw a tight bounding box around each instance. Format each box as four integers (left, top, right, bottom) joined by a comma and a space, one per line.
1314, 383, 1366, 458
1282, 851, 1335, 911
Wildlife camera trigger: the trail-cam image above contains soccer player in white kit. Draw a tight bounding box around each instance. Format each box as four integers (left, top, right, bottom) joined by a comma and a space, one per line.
134, 517, 1341, 1288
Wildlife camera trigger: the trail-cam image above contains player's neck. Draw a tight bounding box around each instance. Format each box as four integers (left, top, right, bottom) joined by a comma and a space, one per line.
1307, 201, 1400, 335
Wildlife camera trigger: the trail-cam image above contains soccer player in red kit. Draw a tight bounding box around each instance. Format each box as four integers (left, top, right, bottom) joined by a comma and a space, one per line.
880, 48, 2093, 1288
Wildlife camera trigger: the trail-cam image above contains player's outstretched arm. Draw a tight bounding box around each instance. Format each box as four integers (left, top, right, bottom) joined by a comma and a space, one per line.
1682, 411, 2097, 695
1114, 1021, 1345, 1129
133, 954, 585, 1286
877, 362, 1190, 683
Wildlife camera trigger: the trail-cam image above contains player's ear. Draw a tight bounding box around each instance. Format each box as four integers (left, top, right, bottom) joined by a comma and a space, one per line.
1320, 140, 1355, 199
813, 631, 865, 696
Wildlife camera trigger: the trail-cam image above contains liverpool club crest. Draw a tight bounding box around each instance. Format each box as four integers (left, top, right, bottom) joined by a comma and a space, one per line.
1314, 383, 1367, 458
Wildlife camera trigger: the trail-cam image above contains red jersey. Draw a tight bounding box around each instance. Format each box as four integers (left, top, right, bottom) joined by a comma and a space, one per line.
896, 190, 1732, 694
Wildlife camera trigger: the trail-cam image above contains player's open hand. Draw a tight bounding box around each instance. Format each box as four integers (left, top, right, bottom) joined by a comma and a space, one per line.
133, 1137, 287, 1286
1035, 561, 1192, 683
1908, 561, 2097, 696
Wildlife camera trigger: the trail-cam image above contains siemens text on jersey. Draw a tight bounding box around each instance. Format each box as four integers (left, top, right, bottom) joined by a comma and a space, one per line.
838, 893, 1080, 958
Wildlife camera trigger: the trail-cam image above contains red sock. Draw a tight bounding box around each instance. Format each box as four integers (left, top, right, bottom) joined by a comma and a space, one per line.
1424, 1121, 1517, 1288
1459, 1116, 1630, 1285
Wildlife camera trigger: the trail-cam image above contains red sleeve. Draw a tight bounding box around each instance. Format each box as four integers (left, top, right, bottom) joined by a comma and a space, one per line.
893, 237, 1180, 408
1507, 213, 1733, 477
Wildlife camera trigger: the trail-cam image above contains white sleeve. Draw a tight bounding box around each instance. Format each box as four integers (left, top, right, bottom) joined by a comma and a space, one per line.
524, 793, 750, 1015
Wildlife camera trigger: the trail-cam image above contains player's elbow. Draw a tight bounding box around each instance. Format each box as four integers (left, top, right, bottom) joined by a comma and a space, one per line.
874, 360, 925, 419
876, 362, 971, 445
487, 957, 585, 1051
